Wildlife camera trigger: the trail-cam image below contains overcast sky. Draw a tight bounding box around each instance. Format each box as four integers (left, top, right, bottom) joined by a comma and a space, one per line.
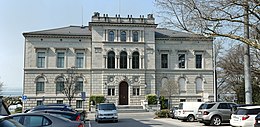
0, 0, 157, 90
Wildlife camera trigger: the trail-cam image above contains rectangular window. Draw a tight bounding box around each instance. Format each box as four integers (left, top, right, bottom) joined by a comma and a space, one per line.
161, 54, 168, 68
108, 87, 115, 96
180, 99, 186, 102
36, 82, 44, 93
37, 52, 45, 68
133, 87, 140, 96
57, 52, 65, 68
76, 100, 82, 108
57, 100, 63, 104
178, 54, 185, 68
76, 53, 84, 68
196, 54, 202, 68
37, 101, 43, 106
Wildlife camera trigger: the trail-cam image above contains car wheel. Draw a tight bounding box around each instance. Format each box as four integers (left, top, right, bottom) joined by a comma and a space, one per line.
210, 116, 222, 126
187, 115, 195, 122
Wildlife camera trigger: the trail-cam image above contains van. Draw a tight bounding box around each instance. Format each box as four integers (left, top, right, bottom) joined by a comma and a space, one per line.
176, 102, 204, 122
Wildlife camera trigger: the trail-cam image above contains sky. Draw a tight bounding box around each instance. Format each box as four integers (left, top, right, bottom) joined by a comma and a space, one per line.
0, 0, 157, 91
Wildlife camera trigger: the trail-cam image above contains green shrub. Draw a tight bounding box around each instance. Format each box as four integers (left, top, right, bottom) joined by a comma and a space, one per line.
155, 109, 170, 118
146, 94, 157, 105
89, 95, 105, 106
160, 96, 168, 109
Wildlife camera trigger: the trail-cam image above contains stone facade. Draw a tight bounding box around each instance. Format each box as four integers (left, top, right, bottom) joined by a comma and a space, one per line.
23, 12, 214, 110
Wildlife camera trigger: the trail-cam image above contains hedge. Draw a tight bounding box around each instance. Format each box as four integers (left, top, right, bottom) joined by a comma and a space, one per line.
146, 94, 157, 105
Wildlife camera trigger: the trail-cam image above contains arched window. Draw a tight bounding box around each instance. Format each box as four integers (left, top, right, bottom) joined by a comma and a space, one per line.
196, 78, 203, 93
120, 51, 127, 68
178, 78, 186, 93
56, 77, 64, 93
108, 31, 114, 42
120, 31, 126, 42
75, 77, 84, 92
36, 77, 45, 94
107, 51, 115, 68
133, 31, 138, 42
132, 52, 139, 69
161, 77, 168, 86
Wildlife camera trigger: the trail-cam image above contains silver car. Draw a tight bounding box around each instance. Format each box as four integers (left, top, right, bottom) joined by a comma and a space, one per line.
9, 112, 84, 127
197, 102, 237, 126
95, 103, 118, 123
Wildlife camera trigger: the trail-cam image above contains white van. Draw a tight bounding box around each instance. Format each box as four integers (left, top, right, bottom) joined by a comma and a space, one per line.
176, 102, 204, 122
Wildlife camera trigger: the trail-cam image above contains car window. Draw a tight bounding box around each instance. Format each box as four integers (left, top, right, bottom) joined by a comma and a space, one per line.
99, 104, 116, 110
200, 103, 215, 109
217, 103, 230, 109
178, 103, 183, 109
12, 116, 23, 124
247, 108, 260, 115
24, 116, 51, 127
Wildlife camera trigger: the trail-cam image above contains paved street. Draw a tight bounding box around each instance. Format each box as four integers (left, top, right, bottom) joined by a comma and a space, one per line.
85, 112, 232, 127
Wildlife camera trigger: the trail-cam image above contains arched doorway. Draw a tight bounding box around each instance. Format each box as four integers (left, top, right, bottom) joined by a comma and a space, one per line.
119, 81, 128, 105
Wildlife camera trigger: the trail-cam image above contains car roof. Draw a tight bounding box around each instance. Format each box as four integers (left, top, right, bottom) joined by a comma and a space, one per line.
238, 105, 260, 109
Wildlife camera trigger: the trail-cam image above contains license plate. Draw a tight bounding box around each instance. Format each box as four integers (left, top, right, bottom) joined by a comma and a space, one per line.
258, 120, 260, 123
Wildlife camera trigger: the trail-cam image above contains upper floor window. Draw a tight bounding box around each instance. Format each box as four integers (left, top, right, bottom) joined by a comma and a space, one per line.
75, 77, 83, 92
56, 77, 64, 93
195, 77, 203, 93
132, 52, 139, 69
108, 31, 114, 42
196, 54, 202, 68
161, 54, 168, 68
76, 52, 84, 68
57, 52, 65, 68
107, 51, 115, 68
120, 31, 126, 42
37, 52, 45, 68
133, 31, 138, 42
178, 53, 186, 68
36, 77, 45, 94
120, 51, 127, 69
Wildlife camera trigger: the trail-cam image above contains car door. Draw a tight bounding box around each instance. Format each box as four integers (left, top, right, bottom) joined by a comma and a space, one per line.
217, 103, 231, 121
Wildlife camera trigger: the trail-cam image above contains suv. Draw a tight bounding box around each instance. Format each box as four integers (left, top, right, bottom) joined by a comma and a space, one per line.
230, 105, 260, 127
95, 103, 118, 123
197, 102, 237, 126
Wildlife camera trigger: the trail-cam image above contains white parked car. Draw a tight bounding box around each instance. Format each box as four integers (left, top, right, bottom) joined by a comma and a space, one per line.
95, 103, 118, 123
230, 105, 260, 127
176, 102, 204, 122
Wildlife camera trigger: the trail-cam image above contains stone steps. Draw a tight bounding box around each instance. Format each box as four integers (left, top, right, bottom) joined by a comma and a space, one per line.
116, 105, 147, 113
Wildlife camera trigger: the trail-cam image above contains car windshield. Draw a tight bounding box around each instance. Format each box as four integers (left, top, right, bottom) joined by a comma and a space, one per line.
235, 108, 260, 115
199, 103, 215, 109
99, 104, 116, 110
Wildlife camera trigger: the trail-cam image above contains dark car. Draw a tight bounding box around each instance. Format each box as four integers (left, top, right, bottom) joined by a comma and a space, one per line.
0, 117, 24, 127
33, 110, 82, 121
255, 113, 260, 127
169, 107, 178, 119
28, 104, 75, 112
9, 112, 84, 127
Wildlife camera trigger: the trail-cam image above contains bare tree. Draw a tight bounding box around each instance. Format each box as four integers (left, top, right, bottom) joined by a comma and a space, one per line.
155, 0, 260, 49
160, 79, 179, 109
62, 67, 79, 106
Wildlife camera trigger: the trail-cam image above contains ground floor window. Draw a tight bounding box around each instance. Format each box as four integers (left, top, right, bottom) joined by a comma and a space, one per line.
108, 87, 115, 96
37, 100, 43, 106
76, 100, 82, 108
133, 87, 140, 96
57, 100, 63, 104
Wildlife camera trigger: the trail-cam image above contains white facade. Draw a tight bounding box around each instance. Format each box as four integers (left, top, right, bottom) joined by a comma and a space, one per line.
23, 12, 214, 110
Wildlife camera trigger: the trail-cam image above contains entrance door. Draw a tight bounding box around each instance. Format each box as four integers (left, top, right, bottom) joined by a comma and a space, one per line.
119, 82, 128, 105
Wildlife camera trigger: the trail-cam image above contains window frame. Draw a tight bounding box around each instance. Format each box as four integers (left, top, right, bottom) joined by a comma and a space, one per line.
76, 100, 83, 108
75, 78, 84, 93
56, 77, 65, 94
120, 51, 127, 69
132, 52, 139, 69
36, 77, 45, 94
107, 51, 115, 69
107, 87, 115, 96
133, 87, 140, 96
37, 52, 45, 68
76, 52, 84, 68
120, 31, 126, 42
108, 31, 114, 42
178, 53, 186, 68
133, 31, 139, 42
161, 54, 168, 68
195, 53, 203, 69
57, 52, 65, 68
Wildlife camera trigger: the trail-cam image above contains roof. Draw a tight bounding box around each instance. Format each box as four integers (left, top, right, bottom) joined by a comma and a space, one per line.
155, 28, 207, 39
23, 25, 210, 40
23, 26, 91, 36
